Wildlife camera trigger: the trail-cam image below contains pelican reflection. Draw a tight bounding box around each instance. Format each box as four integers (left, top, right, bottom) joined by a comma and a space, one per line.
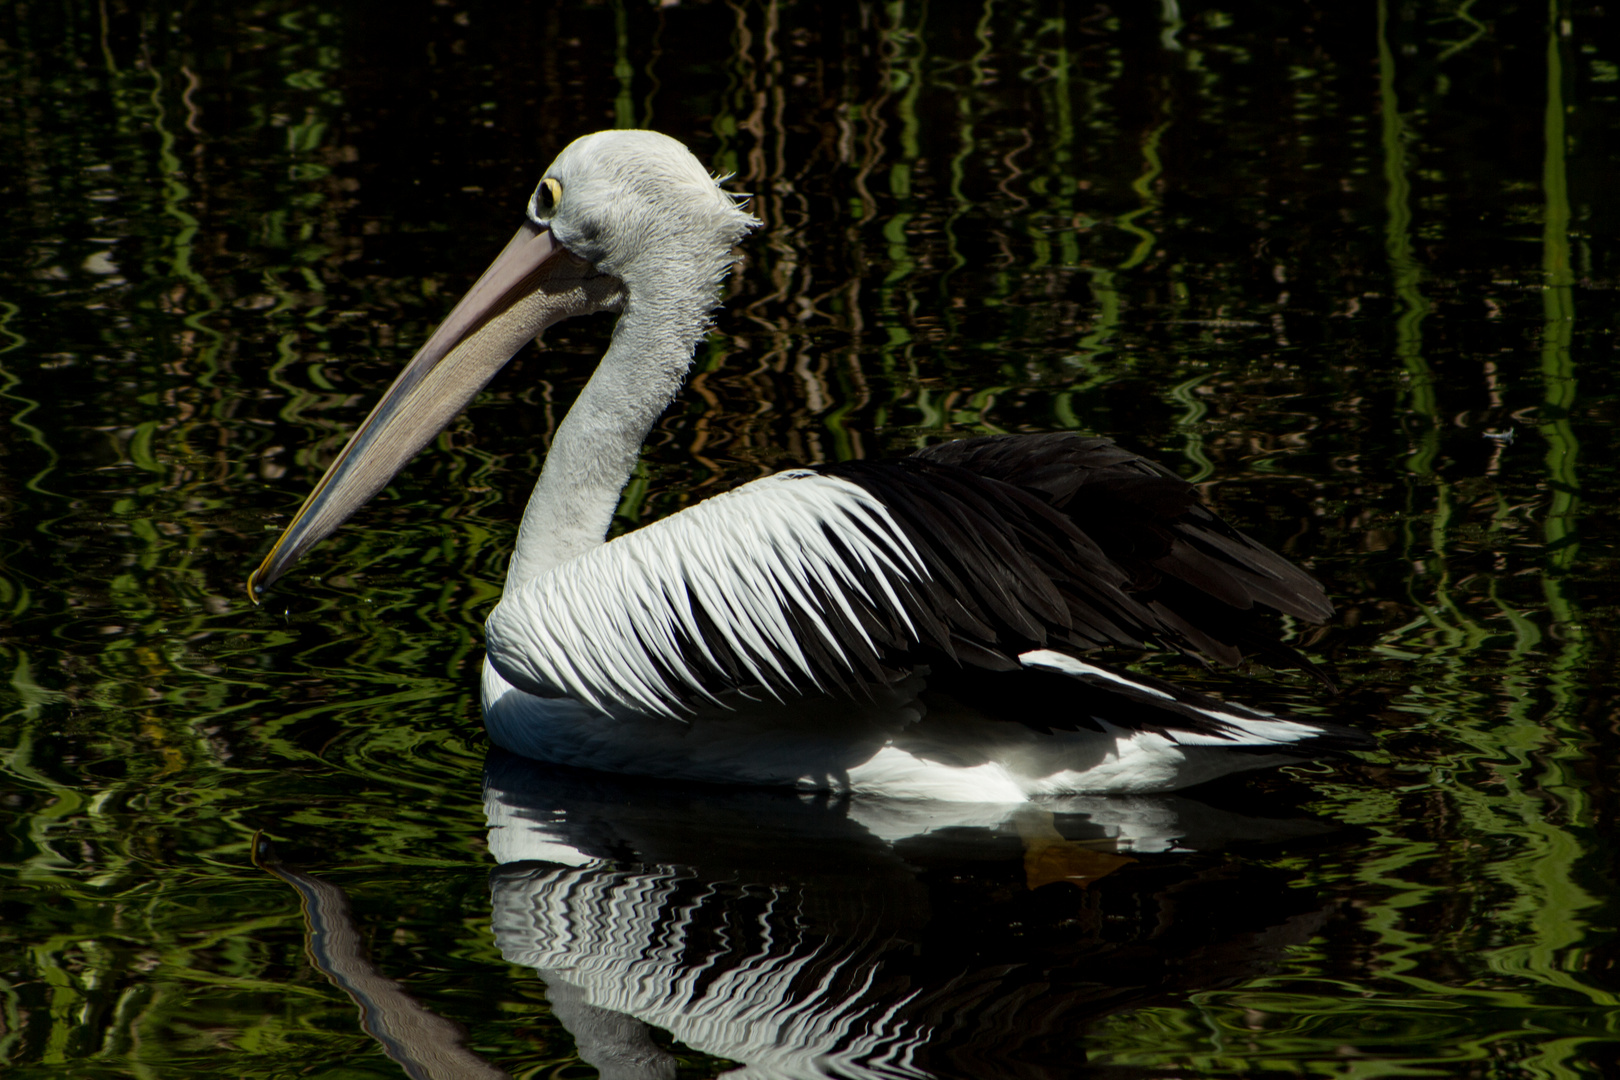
485, 752, 1349, 1079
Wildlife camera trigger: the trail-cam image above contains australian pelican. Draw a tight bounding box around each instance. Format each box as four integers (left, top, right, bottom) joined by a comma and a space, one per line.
250, 130, 1371, 800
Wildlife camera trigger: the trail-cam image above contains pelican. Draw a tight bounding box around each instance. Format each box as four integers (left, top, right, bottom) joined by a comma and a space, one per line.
250, 130, 1371, 800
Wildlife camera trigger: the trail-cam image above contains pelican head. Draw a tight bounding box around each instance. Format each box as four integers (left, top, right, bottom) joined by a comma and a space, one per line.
530, 131, 757, 293
248, 130, 757, 600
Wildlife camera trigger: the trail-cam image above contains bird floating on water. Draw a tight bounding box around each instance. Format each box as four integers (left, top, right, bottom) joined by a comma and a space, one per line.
250, 130, 1371, 801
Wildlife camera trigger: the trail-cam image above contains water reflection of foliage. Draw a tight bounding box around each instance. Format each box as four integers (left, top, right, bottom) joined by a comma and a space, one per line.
0, 0, 1616, 1076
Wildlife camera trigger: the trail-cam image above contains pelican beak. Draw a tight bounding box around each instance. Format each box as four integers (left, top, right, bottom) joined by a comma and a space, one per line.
248, 221, 622, 601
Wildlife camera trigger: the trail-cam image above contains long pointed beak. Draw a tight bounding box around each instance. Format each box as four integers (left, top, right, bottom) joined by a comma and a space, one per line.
248, 221, 614, 601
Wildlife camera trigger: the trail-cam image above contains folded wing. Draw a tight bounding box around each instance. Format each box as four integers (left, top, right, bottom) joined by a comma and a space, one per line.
485, 434, 1333, 721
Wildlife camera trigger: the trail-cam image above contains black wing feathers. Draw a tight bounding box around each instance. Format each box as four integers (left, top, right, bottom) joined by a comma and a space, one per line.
640, 434, 1335, 723
912, 433, 1332, 625
925, 659, 1372, 753
899, 434, 1334, 673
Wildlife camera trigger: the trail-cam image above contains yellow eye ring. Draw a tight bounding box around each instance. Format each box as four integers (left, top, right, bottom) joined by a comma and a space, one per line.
535, 177, 563, 215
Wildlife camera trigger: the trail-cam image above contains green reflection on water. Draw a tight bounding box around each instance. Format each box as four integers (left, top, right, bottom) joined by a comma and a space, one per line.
2, 0, 1619, 1076
1378, 0, 1437, 477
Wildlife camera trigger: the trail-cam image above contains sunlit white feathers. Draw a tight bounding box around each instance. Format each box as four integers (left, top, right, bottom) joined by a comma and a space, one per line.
486, 471, 927, 720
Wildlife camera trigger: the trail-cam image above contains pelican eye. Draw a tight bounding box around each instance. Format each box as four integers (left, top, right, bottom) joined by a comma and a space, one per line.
532, 177, 563, 217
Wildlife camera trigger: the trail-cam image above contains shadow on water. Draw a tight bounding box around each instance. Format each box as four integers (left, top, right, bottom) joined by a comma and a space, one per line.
3, 0, 1620, 1076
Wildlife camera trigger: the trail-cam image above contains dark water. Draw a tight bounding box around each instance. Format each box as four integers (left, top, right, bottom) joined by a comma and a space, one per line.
3, 1, 1619, 1076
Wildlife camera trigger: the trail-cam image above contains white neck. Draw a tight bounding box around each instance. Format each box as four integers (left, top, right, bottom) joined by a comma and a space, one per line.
504, 291, 707, 589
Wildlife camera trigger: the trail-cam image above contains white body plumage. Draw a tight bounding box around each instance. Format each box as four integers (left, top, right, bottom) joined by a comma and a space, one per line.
487, 472, 925, 719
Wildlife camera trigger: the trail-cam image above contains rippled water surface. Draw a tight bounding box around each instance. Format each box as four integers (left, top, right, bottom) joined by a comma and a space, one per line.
3, 1, 1619, 1076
